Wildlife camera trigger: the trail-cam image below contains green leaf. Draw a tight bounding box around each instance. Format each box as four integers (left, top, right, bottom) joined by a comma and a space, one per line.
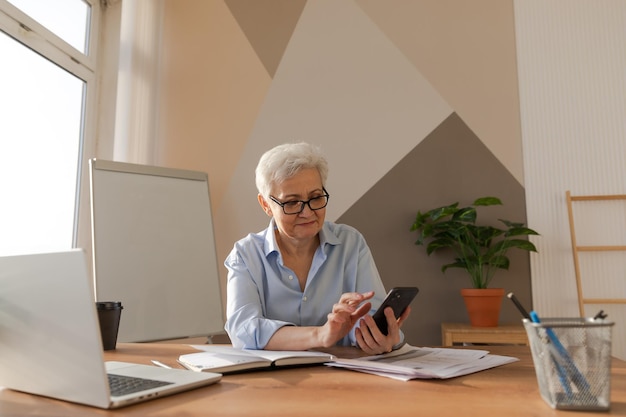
504, 225, 540, 237
500, 238, 536, 252
452, 207, 476, 223
441, 259, 468, 272
428, 203, 459, 221
473, 197, 502, 206
426, 237, 457, 255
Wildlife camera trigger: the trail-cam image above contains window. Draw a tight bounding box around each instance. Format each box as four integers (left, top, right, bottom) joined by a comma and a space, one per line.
7, 0, 90, 52
0, 0, 99, 255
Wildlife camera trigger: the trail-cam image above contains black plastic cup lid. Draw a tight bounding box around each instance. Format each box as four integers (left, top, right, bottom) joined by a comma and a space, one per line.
96, 301, 123, 309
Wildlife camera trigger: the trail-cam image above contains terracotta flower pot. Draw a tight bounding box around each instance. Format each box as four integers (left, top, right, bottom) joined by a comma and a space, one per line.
460, 288, 505, 327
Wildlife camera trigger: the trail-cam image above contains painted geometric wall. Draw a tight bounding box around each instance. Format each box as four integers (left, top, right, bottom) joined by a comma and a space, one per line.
155, 0, 529, 346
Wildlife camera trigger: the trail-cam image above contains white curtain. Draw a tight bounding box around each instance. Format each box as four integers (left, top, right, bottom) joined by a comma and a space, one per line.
113, 0, 164, 164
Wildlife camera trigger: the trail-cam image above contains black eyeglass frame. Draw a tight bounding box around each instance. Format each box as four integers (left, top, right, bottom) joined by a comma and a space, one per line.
269, 187, 330, 215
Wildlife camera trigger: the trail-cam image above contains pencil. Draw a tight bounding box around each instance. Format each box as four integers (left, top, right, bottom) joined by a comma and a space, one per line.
507, 292, 531, 319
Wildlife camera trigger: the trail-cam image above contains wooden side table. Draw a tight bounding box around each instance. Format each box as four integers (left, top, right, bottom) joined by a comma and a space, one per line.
441, 322, 529, 347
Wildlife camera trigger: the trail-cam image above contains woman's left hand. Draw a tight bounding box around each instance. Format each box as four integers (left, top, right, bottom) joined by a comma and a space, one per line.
355, 306, 411, 355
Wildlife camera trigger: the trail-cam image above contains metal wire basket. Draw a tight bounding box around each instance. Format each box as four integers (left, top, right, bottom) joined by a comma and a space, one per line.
523, 317, 614, 411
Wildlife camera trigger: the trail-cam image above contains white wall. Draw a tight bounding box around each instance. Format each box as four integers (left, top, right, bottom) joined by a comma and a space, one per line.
515, 0, 626, 359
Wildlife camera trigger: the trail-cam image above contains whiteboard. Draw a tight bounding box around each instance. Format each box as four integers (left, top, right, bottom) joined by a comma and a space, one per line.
89, 159, 224, 342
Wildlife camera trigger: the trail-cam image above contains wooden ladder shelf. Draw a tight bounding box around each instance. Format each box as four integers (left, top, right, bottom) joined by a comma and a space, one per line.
566, 191, 626, 315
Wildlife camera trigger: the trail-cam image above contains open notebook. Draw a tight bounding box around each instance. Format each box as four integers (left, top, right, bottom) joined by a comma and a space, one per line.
0, 250, 221, 409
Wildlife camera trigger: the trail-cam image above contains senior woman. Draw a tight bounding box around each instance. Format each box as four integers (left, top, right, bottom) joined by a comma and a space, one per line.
224, 142, 410, 354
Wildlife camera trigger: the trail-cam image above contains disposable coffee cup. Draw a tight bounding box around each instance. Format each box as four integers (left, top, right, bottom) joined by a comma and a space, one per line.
96, 301, 123, 351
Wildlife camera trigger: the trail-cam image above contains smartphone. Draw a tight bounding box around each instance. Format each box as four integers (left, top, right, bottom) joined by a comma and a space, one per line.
372, 287, 419, 335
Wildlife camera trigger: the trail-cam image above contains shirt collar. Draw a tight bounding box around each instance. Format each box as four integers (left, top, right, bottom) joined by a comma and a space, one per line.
264, 218, 280, 256
319, 221, 341, 247
263, 218, 341, 258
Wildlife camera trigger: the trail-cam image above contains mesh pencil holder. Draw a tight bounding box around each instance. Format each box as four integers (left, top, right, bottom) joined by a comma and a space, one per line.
523, 318, 614, 411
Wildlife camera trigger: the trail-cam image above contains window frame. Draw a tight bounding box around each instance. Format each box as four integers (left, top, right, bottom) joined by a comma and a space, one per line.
0, 0, 101, 250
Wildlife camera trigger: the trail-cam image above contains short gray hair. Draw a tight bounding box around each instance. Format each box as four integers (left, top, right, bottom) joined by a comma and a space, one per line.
255, 142, 329, 198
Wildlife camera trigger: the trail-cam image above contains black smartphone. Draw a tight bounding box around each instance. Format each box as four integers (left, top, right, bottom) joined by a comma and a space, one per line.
372, 287, 419, 335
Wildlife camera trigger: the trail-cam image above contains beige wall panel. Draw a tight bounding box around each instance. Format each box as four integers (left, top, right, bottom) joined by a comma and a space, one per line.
157, 0, 271, 210
357, 0, 524, 185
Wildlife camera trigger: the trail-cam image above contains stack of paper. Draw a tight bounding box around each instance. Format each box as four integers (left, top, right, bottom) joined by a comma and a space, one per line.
327, 344, 518, 381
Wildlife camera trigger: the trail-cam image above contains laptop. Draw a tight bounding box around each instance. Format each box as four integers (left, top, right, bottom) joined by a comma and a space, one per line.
0, 249, 221, 409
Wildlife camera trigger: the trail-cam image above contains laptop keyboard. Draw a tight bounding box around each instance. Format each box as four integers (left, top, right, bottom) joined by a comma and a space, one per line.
108, 373, 174, 396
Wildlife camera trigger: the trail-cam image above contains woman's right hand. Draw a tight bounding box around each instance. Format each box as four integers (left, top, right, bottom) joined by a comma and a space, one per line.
317, 291, 374, 347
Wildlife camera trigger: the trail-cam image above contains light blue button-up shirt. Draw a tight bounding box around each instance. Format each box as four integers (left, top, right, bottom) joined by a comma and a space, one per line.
224, 219, 389, 349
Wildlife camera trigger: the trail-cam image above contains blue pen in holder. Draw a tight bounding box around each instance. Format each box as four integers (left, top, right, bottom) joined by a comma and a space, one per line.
523, 315, 614, 411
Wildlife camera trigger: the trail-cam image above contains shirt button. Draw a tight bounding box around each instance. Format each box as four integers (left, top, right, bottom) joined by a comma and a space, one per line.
303, 296, 308, 301
288, 275, 294, 280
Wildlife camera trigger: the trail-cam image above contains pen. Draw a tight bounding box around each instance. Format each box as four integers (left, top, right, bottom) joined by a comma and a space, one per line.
529, 311, 572, 398
593, 310, 607, 320
507, 292, 530, 319
151, 360, 173, 369
530, 311, 590, 394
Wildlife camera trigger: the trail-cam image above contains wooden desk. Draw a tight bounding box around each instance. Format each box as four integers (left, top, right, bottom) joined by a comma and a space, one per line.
1, 343, 625, 416
441, 322, 529, 346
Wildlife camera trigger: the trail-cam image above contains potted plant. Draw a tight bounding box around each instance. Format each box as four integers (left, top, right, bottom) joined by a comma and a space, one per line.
410, 196, 539, 326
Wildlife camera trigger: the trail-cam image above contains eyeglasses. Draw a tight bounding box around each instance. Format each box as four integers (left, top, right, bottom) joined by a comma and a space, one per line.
269, 188, 330, 215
